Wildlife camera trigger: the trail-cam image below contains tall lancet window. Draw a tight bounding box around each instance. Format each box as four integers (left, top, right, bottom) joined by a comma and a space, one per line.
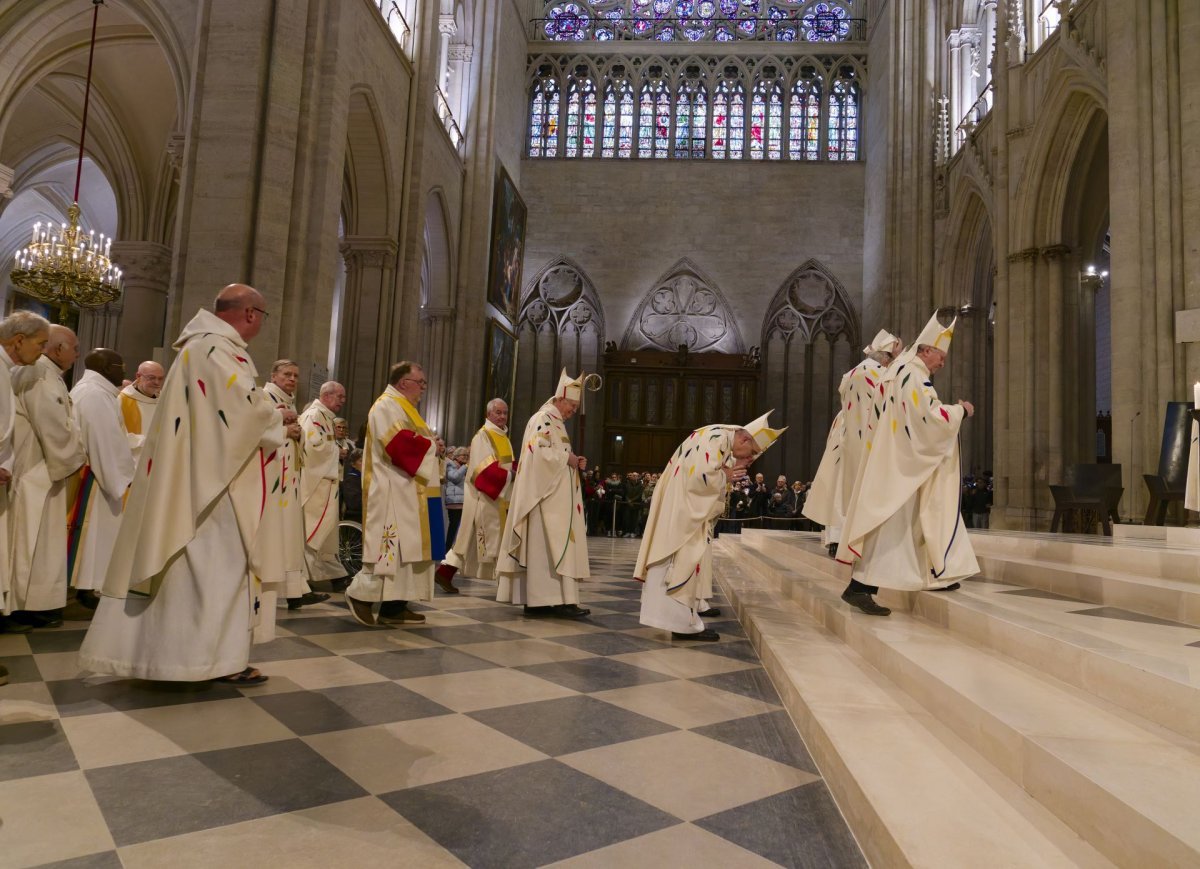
750, 70, 784, 160
528, 65, 561, 158
788, 67, 821, 160
674, 72, 708, 159
564, 66, 598, 158
638, 70, 671, 159
827, 65, 860, 160
601, 68, 635, 158
711, 71, 745, 160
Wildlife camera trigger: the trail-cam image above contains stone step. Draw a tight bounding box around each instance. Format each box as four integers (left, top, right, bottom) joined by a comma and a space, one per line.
712, 545, 1115, 868
723, 538, 1200, 868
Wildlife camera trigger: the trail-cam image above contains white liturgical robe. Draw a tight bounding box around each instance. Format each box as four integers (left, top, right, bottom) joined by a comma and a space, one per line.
444, 420, 513, 580
119, 383, 157, 462
836, 355, 978, 590
497, 401, 589, 607
0, 349, 17, 613
299, 398, 344, 582
67, 371, 136, 592
79, 309, 286, 681
254, 382, 309, 617
9, 354, 86, 611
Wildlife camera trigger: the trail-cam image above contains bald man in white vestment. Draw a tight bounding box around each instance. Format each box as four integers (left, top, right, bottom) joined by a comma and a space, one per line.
120, 359, 163, 461
299, 381, 350, 587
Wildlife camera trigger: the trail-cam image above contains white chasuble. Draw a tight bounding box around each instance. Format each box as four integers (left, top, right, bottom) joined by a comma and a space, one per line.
67, 371, 136, 591
497, 402, 588, 606
119, 383, 157, 462
346, 387, 443, 603
836, 356, 978, 590
0, 351, 17, 613
444, 420, 513, 580
79, 309, 286, 681
299, 399, 345, 581
804, 358, 887, 545
635, 426, 737, 628
254, 382, 309, 623
9, 355, 87, 611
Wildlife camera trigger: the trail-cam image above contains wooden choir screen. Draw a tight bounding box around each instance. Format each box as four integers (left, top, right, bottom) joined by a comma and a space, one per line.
600, 349, 759, 473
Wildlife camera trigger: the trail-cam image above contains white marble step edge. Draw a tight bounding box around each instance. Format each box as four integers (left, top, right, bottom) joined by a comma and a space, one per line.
744, 531, 1200, 743
969, 531, 1200, 587
711, 547, 1115, 869
724, 540, 1200, 868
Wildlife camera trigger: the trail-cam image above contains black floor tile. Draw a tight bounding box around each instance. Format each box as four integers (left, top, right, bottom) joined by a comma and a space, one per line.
350, 647, 499, 680
696, 782, 865, 868
405, 624, 530, 646
25, 630, 90, 654
0, 720, 78, 782
702, 619, 746, 638
46, 678, 242, 717
380, 760, 679, 868
318, 681, 452, 726
582, 598, 642, 613
547, 631, 669, 657
441, 605, 533, 623
251, 691, 368, 736
1, 654, 41, 683
469, 695, 675, 756
249, 636, 335, 663
517, 658, 674, 693
692, 667, 781, 704
86, 739, 366, 846
688, 640, 761, 663
275, 616, 382, 636
33, 852, 124, 869
582, 613, 643, 631
693, 711, 818, 773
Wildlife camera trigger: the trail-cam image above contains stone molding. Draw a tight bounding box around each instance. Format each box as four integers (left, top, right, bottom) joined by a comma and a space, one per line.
420, 305, 454, 322
165, 133, 185, 173
0, 162, 13, 199
339, 236, 398, 269
1039, 244, 1071, 260
1006, 247, 1040, 263
448, 44, 473, 62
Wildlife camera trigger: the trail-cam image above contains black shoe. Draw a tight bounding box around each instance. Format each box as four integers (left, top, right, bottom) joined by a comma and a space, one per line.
841, 591, 891, 616
523, 605, 554, 618
75, 590, 101, 610
14, 610, 64, 628
826, 544, 838, 558
301, 592, 331, 605
931, 582, 961, 592
698, 607, 722, 618
553, 604, 590, 619
378, 601, 409, 619
330, 577, 352, 592
287, 597, 304, 610
0, 616, 32, 634
672, 629, 720, 641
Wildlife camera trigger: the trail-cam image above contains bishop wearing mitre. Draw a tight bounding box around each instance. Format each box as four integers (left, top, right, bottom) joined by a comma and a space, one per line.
497, 370, 590, 619
436, 397, 514, 591
804, 329, 903, 555
299, 381, 349, 587
345, 361, 446, 627
636, 413, 783, 640
836, 312, 978, 616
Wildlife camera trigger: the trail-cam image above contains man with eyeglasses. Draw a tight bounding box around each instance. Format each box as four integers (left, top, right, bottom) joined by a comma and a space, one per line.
345, 361, 447, 627
119, 360, 164, 463
81, 284, 293, 685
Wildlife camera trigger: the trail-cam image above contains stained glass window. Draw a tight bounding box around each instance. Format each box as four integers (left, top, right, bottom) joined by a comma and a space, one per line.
602, 75, 635, 157
537, 0, 858, 41
638, 75, 671, 158
827, 66, 859, 160
528, 70, 561, 158
750, 74, 783, 160
788, 69, 821, 160
674, 76, 708, 159
565, 69, 598, 158
712, 76, 745, 160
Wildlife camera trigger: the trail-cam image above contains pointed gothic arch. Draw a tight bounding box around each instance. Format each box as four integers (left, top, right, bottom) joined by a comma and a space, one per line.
620, 259, 743, 354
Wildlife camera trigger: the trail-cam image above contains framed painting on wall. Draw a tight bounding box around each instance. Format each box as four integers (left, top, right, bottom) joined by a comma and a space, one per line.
483, 316, 518, 410
486, 164, 527, 322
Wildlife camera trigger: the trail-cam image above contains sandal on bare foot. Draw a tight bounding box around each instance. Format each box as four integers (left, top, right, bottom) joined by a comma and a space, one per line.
216, 667, 268, 685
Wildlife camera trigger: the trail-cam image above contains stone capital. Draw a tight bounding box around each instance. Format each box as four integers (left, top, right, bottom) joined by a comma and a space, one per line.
438, 14, 457, 36
165, 133, 185, 173
0, 162, 13, 199
339, 236, 398, 269
1040, 244, 1072, 260
420, 305, 454, 323
110, 240, 173, 290
1006, 247, 1040, 263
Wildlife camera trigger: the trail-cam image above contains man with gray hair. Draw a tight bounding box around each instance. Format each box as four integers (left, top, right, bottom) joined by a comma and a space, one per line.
0, 310, 51, 639
437, 397, 515, 592
8, 324, 87, 627
299, 380, 350, 588
120, 359, 164, 461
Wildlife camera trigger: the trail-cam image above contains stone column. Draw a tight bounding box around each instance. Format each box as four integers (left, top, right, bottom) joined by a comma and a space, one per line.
339, 237, 397, 429
437, 15, 456, 92
447, 44, 473, 120
418, 305, 455, 434
0, 163, 13, 218
1041, 243, 1070, 487
108, 240, 172, 366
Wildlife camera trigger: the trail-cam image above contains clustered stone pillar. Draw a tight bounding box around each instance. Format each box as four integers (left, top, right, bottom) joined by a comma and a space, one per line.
79, 240, 172, 368
339, 237, 398, 429
418, 305, 455, 434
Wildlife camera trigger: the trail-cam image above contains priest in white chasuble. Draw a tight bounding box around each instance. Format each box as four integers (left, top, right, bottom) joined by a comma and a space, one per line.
437, 398, 515, 591
346, 361, 446, 627
120, 360, 164, 461
636, 413, 783, 641
299, 380, 349, 587
8, 325, 87, 625
497, 370, 591, 619
836, 313, 979, 616
79, 285, 288, 685
67, 350, 136, 608
804, 330, 903, 554
0, 311, 51, 628
254, 359, 325, 629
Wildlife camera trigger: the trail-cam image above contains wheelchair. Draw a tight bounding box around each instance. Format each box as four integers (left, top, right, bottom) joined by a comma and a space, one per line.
336, 520, 364, 577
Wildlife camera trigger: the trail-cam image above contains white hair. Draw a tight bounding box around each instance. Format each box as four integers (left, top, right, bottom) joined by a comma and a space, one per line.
319, 381, 344, 396
486, 398, 508, 414
0, 310, 51, 342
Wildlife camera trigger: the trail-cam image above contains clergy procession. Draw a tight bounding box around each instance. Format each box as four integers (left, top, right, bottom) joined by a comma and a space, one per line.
0, 290, 975, 689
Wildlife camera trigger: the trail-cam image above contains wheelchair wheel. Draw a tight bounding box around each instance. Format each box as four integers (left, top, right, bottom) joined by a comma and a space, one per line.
337, 520, 363, 576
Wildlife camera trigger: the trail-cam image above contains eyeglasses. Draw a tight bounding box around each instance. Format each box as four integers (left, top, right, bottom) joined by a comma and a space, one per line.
251, 307, 270, 319
402, 378, 428, 387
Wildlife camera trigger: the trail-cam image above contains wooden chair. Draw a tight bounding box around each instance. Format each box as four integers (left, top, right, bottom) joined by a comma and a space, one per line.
1049, 464, 1122, 536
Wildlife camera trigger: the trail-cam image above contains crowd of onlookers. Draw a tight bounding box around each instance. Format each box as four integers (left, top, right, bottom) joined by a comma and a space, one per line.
961, 471, 994, 528
581, 470, 660, 537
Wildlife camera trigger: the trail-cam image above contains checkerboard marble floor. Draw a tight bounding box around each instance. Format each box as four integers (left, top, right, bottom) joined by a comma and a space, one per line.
0, 538, 865, 869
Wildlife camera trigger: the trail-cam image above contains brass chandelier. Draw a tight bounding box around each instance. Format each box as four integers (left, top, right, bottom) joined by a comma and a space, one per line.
9, 0, 122, 310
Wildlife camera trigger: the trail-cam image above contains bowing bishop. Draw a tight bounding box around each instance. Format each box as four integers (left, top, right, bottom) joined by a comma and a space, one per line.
79, 285, 289, 684
120, 360, 164, 461
299, 381, 350, 588
346, 361, 446, 627
836, 313, 978, 616
497, 370, 591, 619
436, 398, 515, 591
636, 413, 782, 640
67, 349, 136, 609
804, 330, 903, 555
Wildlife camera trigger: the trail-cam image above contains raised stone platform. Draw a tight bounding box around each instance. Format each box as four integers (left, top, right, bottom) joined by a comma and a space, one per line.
714, 528, 1200, 868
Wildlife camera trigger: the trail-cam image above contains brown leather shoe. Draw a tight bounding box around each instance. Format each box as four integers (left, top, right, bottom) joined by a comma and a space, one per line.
347, 596, 379, 626
380, 609, 426, 625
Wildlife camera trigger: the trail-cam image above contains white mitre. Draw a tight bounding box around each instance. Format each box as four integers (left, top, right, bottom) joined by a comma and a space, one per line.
554, 369, 584, 402
744, 410, 787, 453
863, 329, 902, 356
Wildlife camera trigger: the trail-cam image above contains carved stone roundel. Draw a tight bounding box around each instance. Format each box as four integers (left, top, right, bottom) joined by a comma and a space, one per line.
526, 299, 550, 325
539, 266, 583, 307
789, 271, 835, 314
